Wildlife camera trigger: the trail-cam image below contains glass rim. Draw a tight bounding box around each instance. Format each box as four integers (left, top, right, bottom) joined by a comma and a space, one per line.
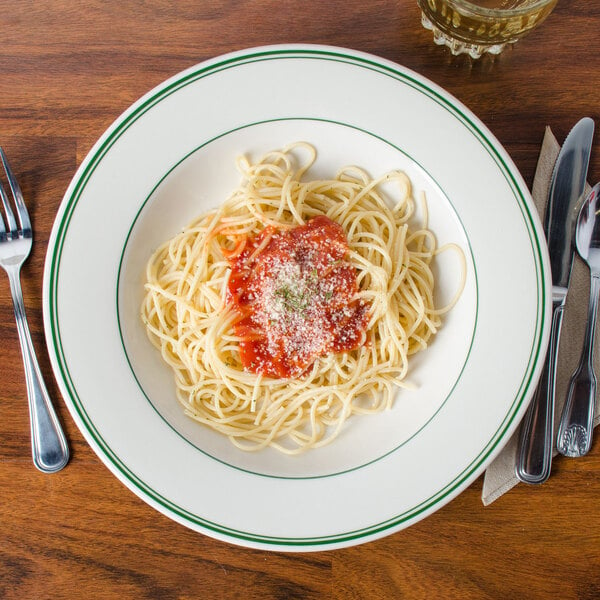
436, 0, 557, 17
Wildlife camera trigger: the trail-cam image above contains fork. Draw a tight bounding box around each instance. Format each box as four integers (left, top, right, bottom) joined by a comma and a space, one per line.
0, 147, 69, 472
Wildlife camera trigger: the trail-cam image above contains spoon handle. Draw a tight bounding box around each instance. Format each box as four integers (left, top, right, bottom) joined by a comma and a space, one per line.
557, 271, 600, 457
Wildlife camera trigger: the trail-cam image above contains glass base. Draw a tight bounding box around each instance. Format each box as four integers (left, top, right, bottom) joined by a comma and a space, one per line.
421, 13, 513, 59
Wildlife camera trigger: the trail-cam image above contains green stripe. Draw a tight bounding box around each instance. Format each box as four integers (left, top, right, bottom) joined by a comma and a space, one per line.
116, 115, 479, 480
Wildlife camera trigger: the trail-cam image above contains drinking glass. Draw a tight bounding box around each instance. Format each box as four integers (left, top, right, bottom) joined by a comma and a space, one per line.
417, 0, 558, 59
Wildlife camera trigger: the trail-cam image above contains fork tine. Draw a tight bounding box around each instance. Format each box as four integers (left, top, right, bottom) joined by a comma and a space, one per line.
0, 176, 17, 234
0, 147, 31, 233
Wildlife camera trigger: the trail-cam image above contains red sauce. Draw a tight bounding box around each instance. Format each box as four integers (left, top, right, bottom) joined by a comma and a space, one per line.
226, 215, 370, 378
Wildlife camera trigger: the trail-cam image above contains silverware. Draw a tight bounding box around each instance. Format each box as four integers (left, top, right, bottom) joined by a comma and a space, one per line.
516, 117, 595, 484
556, 182, 600, 456
0, 147, 69, 473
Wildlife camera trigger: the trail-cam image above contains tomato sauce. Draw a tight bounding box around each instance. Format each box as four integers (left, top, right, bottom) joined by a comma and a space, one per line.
226, 215, 370, 378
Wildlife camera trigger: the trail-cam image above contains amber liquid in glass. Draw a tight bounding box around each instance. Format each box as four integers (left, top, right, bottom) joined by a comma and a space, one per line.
418, 0, 557, 46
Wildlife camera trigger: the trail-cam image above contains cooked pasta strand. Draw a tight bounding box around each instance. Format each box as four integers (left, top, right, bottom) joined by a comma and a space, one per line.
141, 143, 465, 454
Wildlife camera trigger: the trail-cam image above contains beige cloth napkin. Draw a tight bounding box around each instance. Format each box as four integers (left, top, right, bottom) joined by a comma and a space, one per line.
482, 127, 600, 505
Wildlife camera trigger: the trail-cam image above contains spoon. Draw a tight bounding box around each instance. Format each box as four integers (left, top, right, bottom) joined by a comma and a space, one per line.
557, 182, 600, 457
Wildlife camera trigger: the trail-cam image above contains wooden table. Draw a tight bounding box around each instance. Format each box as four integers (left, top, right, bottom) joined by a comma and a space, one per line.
1, 2, 599, 598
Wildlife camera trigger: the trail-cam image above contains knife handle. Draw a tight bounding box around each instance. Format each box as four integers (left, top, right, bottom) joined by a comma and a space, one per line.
515, 299, 564, 484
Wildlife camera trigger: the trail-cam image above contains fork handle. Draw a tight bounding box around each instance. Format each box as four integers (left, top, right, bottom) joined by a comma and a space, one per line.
6, 266, 69, 472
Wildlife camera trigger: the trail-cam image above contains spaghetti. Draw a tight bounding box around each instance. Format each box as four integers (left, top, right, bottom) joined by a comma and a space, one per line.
141, 143, 464, 453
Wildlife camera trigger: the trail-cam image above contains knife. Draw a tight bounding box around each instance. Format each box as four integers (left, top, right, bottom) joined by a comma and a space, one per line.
516, 117, 595, 485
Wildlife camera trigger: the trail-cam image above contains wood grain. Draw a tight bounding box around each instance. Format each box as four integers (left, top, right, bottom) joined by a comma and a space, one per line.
1, 1, 599, 598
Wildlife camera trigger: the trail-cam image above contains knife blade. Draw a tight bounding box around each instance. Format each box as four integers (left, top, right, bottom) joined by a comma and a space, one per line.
516, 117, 595, 484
